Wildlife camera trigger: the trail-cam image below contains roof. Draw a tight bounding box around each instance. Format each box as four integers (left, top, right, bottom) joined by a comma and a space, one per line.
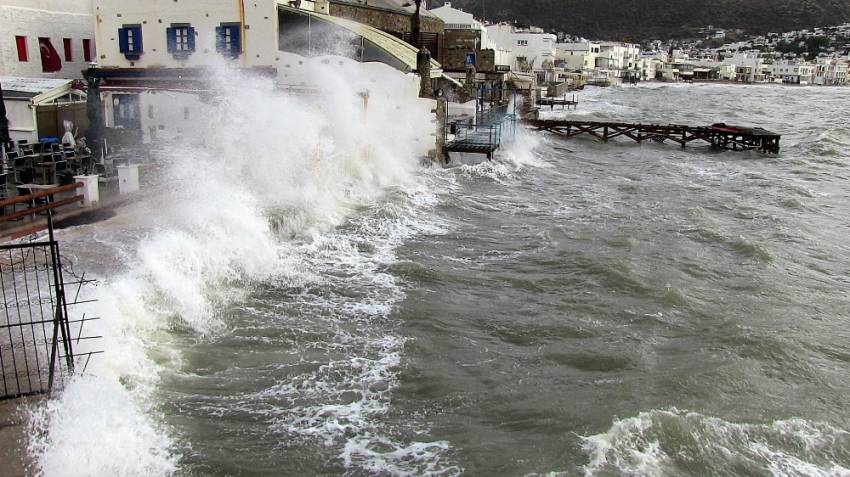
0, 77, 71, 95
429, 3, 477, 26
0, 76, 84, 104
288, 6, 443, 77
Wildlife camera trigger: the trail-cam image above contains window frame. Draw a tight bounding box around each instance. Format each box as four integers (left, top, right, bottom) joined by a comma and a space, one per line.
167, 24, 196, 58
119, 25, 144, 60
216, 23, 242, 58
63, 38, 73, 61
83, 38, 93, 62
15, 36, 28, 62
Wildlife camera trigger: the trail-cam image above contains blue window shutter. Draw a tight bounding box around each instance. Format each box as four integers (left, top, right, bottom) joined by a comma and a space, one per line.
166, 27, 176, 53
215, 26, 225, 52
231, 26, 241, 55
187, 26, 196, 51
134, 27, 143, 53
118, 28, 129, 53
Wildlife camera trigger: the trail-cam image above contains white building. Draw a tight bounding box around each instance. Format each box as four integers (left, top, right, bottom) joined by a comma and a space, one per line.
486, 23, 556, 76
0, 0, 95, 79
430, 2, 477, 31
596, 42, 641, 82
722, 53, 765, 83
90, 0, 444, 143
555, 42, 600, 72
640, 51, 668, 80
768, 60, 815, 84
429, 2, 511, 70
92, 0, 293, 70
813, 58, 848, 86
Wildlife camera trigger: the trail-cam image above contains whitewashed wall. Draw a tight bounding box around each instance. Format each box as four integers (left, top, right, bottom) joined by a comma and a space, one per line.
92, 0, 315, 69
0, 0, 94, 79
486, 25, 555, 71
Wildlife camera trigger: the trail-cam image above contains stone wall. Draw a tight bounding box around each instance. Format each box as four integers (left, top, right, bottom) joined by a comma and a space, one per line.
442, 48, 495, 73
328, 2, 443, 35
441, 29, 495, 72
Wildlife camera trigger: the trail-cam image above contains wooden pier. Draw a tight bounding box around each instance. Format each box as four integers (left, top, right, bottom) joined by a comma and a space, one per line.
525, 120, 781, 153
536, 94, 579, 110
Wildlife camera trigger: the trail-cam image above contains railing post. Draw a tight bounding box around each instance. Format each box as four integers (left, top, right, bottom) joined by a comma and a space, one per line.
46, 210, 74, 384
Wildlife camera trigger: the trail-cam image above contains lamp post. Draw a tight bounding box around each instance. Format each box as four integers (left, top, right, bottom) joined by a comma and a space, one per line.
411, 0, 422, 48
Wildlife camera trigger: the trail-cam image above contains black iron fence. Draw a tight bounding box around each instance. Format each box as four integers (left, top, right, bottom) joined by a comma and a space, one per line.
0, 192, 100, 400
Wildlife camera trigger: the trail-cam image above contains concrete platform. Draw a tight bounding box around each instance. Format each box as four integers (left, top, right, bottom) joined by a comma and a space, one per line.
0, 397, 34, 476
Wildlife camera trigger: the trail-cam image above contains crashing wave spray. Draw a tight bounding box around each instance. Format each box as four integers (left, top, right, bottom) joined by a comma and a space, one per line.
582, 409, 850, 476
27, 56, 449, 476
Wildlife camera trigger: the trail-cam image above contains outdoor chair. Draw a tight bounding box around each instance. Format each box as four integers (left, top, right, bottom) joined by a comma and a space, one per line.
13, 157, 34, 184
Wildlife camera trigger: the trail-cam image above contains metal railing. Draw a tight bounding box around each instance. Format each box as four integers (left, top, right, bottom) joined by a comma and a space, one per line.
448, 121, 504, 150
0, 186, 100, 400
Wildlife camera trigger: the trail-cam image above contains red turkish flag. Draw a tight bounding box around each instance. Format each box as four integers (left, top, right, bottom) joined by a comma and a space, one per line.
39, 38, 62, 73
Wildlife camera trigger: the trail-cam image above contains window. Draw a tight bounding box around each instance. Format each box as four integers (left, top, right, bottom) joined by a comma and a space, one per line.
63, 38, 73, 61
119, 25, 144, 60
83, 39, 93, 62
216, 23, 241, 58
167, 25, 195, 57
15, 36, 27, 61
517, 39, 528, 46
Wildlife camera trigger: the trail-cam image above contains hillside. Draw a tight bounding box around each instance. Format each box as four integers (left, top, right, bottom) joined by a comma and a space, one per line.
433, 0, 850, 41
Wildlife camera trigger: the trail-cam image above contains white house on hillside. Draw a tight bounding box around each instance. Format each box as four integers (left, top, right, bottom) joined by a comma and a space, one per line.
0, 0, 95, 79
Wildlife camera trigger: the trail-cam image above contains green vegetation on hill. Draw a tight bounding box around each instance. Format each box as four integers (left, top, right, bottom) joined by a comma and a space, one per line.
436, 0, 850, 41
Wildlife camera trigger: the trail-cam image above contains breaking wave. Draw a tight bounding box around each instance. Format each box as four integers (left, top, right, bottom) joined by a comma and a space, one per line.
582, 409, 850, 477
27, 57, 455, 476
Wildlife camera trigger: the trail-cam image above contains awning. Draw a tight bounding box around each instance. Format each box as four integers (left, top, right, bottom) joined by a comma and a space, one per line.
282, 6, 443, 79
0, 76, 85, 105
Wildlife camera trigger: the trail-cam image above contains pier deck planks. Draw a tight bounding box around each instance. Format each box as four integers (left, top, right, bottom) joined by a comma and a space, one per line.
525, 119, 781, 154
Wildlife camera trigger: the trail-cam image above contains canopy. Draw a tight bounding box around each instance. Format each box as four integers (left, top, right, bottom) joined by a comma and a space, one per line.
279, 5, 443, 79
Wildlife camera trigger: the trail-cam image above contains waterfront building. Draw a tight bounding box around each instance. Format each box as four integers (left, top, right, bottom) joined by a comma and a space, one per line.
0, 1, 93, 144
88, 0, 444, 143
429, 3, 512, 90
0, 0, 95, 79
769, 60, 815, 84
813, 58, 849, 85
588, 42, 641, 83
555, 42, 600, 73
486, 23, 556, 81
722, 53, 765, 83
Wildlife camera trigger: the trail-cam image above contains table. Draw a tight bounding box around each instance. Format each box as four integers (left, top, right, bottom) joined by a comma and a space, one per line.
35, 161, 64, 184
